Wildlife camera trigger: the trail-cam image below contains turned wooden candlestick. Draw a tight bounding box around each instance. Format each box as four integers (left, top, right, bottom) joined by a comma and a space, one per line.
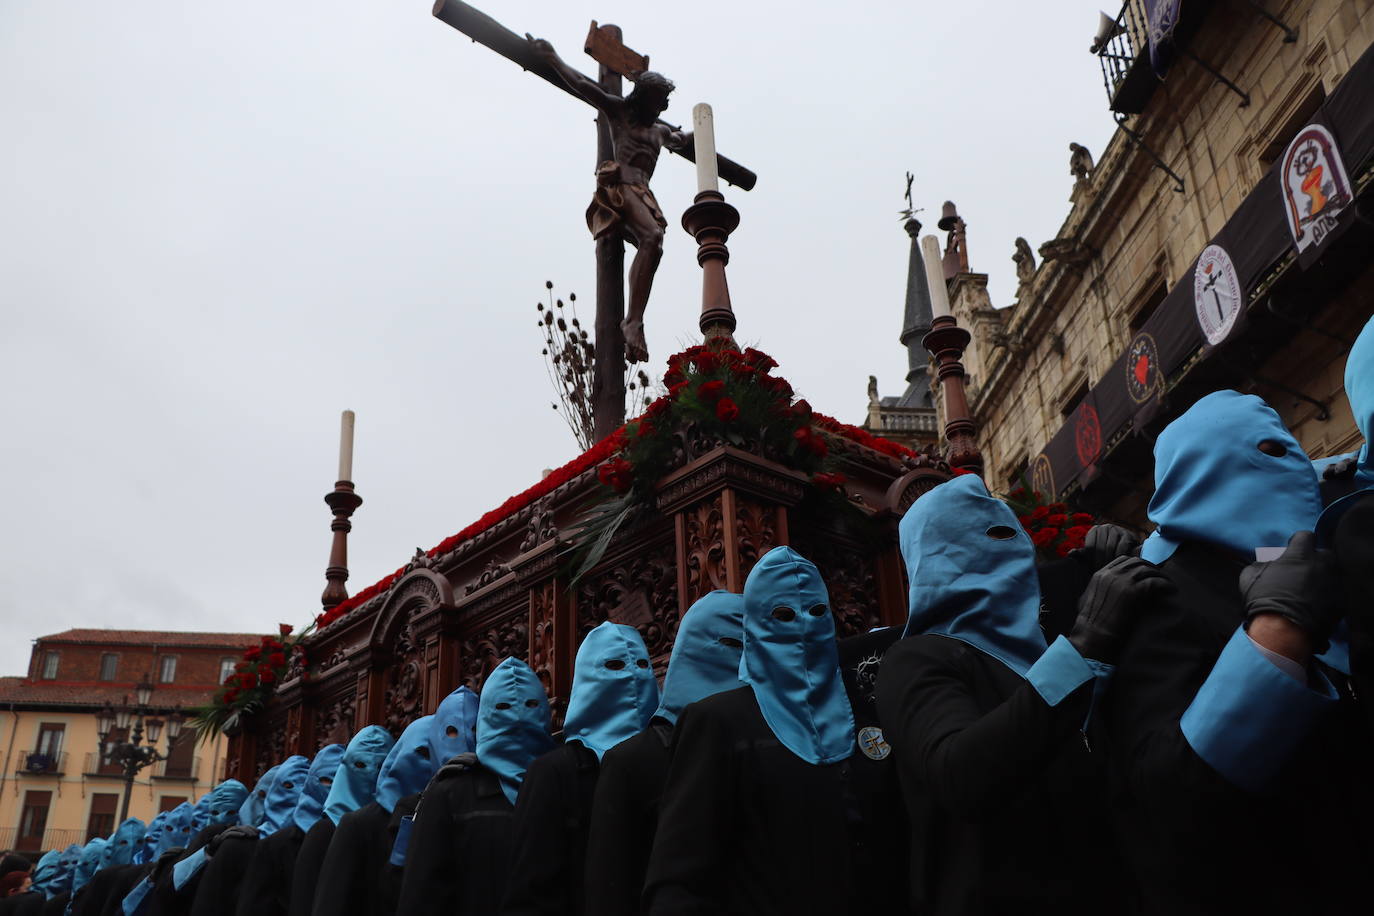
681, 189, 741, 347
923, 315, 984, 475
321, 481, 363, 611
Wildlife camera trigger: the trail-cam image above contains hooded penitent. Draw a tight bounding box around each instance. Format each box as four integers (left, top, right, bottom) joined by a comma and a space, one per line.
430, 686, 480, 763
654, 590, 746, 725
133, 812, 168, 865
53, 845, 82, 895
291, 744, 346, 833
562, 621, 660, 760
322, 725, 395, 824
1318, 316, 1374, 536
203, 779, 248, 828
237, 765, 283, 829
739, 546, 855, 765
29, 851, 60, 898
374, 716, 440, 814
260, 755, 310, 836
72, 840, 107, 892
157, 803, 195, 855
1143, 390, 1321, 564
475, 657, 554, 805
102, 818, 147, 869
899, 474, 1047, 676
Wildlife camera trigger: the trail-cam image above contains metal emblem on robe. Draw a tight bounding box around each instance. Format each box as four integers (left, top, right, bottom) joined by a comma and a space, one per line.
856, 726, 891, 761
1280, 125, 1352, 260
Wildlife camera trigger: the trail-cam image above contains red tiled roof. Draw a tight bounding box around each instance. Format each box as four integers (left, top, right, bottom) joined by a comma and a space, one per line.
0, 677, 215, 709
37, 630, 264, 649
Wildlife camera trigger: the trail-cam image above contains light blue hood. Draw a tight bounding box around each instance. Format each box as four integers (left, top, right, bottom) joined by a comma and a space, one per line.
260, 756, 310, 836
740, 547, 855, 765
72, 839, 106, 892
654, 591, 746, 725
430, 687, 479, 763
1143, 390, 1320, 564
203, 779, 248, 828
157, 803, 194, 855
562, 622, 660, 760
53, 844, 82, 895
374, 716, 439, 814
238, 766, 282, 828
899, 474, 1047, 676
133, 812, 168, 865
291, 744, 345, 833
322, 726, 394, 825
1318, 316, 1374, 538
30, 851, 60, 898
102, 818, 146, 869
475, 657, 554, 805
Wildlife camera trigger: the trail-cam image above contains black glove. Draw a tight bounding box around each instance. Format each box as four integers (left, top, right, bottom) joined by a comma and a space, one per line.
1069, 555, 1172, 664
208, 825, 258, 853
437, 751, 478, 779
1240, 531, 1342, 652
1070, 524, 1141, 571
1323, 456, 1359, 481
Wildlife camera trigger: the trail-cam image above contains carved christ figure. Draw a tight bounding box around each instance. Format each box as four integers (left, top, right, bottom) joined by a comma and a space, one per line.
528, 35, 685, 364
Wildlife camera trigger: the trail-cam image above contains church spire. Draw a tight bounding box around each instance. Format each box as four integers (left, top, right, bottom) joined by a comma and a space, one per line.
899, 217, 934, 405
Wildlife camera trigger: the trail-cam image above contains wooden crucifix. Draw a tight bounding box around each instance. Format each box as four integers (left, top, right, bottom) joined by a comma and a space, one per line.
433, 0, 757, 441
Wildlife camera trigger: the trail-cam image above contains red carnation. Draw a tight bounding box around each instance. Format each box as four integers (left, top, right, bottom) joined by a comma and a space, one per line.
1031, 528, 1059, 547
258, 668, 275, 685
812, 472, 847, 492
597, 457, 635, 494
1048, 503, 1068, 514
791, 399, 813, 421
1031, 506, 1050, 521
268, 652, 287, 668
1047, 514, 1067, 527
1018, 515, 1033, 528
637, 420, 656, 439
793, 427, 828, 457
1072, 513, 1094, 525
663, 369, 685, 388
278, 623, 293, 637
223, 688, 239, 704
668, 381, 688, 398
744, 348, 779, 370
715, 397, 740, 422
692, 351, 719, 373
646, 397, 670, 418
698, 380, 726, 402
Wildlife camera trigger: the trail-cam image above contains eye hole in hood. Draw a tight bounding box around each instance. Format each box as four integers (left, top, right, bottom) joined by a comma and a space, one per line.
986, 524, 1018, 540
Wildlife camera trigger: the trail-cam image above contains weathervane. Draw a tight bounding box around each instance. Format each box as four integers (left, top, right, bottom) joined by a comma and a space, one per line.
898, 171, 922, 222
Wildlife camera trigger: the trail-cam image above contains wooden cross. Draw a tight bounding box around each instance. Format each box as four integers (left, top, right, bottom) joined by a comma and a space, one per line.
433, 0, 757, 440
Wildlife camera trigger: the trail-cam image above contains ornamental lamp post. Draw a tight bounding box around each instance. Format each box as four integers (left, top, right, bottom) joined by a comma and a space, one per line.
96, 674, 185, 822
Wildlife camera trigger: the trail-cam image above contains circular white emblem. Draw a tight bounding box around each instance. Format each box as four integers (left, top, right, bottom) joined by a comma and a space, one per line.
857, 726, 890, 761
1193, 245, 1243, 346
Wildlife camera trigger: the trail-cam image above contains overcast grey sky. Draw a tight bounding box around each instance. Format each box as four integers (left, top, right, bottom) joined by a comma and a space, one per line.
0, 1, 1115, 675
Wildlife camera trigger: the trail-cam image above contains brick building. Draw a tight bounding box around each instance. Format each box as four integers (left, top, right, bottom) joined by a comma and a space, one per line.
0, 629, 260, 855
929, 0, 1373, 522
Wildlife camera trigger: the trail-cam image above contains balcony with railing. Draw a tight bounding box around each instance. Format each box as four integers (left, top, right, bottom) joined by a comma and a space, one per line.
83, 751, 125, 777
14, 751, 68, 776
1094, 0, 1159, 115
0, 826, 86, 854
153, 756, 201, 781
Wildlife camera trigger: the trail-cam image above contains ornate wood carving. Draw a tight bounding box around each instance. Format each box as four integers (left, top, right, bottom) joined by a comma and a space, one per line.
314, 693, 356, 746
529, 581, 558, 697
735, 495, 782, 584
681, 494, 727, 605
577, 536, 679, 658
465, 557, 512, 596
382, 620, 424, 736
800, 540, 883, 638
458, 616, 528, 691
519, 494, 559, 552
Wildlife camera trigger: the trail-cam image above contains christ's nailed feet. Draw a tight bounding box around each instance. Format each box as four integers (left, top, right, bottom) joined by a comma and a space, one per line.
622, 318, 649, 363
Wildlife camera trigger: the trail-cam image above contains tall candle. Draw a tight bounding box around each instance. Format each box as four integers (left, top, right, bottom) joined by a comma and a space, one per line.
338, 410, 355, 482
692, 103, 719, 194
921, 235, 953, 319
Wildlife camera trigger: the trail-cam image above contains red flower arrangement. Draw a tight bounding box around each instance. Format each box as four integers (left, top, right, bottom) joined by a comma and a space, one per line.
1003, 482, 1096, 559
190, 625, 312, 740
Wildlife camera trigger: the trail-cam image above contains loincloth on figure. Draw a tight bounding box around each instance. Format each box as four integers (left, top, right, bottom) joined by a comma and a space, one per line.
586, 160, 667, 244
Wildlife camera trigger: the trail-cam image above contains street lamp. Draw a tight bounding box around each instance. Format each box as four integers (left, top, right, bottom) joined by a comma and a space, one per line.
95, 674, 184, 822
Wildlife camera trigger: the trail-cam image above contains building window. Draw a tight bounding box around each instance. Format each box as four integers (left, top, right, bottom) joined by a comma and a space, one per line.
18, 791, 52, 851
1127, 277, 1168, 332
40, 652, 59, 680
162, 733, 196, 780
158, 656, 177, 684
159, 795, 188, 812
86, 793, 118, 842
99, 654, 119, 682
1257, 83, 1328, 169
219, 658, 237, 684
35, 723, 64, 759
96, 728, 127, 776
1060, 379, 1090, 418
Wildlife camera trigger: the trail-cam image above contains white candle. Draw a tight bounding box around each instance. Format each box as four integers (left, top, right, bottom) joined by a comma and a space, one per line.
921, 235, 953, 319
692, 103, 719, 194
338, 410, 355, 481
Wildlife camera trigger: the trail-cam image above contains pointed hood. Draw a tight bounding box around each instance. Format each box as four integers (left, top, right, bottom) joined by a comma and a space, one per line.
563, 622, 660, 760
1143, 390, 1320, 564
323, 725, 394, 824
133, 812, 168, 865
102, 818, 146, 869
260, 755, 310, 836
1318, 316, 1374, 537
238, 765, 282, 828
899, 474, 1046, 676
52, 845, 82, 895
72, 840, 106, 892
430, 687, 479, 763
30, 851, 60, 899
475, 657, 554, 805
204, 779, 248, 828
740, 547, 855, 764
655, 590, 746, 725
374, 716, 439, 814
291, 744, 345, 833
157, 802, 195, 855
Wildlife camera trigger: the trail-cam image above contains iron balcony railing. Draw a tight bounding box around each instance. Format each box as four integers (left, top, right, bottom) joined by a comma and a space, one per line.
1095, 0, 1157, 114
0, 827, 87, 854
153, 756, 201, 780
15, 751, 68, 776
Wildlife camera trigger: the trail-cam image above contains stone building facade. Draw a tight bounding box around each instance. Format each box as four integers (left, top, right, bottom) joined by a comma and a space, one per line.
932, 0, 1373, 523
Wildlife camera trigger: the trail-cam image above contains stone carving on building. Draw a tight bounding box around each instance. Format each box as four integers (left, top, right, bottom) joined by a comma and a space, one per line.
1069, 142, 1095, 182
1012, 237, 1037, 286
1038, 237, 1094, 267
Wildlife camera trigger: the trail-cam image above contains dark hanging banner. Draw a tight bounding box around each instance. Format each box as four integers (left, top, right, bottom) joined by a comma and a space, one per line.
1143, 0, 1184, 78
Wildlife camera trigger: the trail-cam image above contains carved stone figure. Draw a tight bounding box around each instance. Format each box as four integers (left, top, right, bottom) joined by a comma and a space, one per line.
528, 36, 685, 364
1069, 143, 1095, 182
1012, 237, 1037, 285
867, 375, 881, 407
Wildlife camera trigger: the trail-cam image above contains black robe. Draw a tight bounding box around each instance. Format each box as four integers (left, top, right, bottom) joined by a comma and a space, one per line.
1331, 492, 1374, 731
71, 867, 125, 916
1101, 540, 1374, 915
876, 632, 1122, 915
188, 830, 261, 916
286, 821, 332, 916
395, 762, 516, 916
233, 825, 305, 916
0, 894, 44, 916
643, 686, 861, 916
41, 892, 69, 916
96, 864, 150, 916
143, 827, 225, 916
582, 724, 672, 916
310, 796, 417, 916
499, 742, 599, 916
